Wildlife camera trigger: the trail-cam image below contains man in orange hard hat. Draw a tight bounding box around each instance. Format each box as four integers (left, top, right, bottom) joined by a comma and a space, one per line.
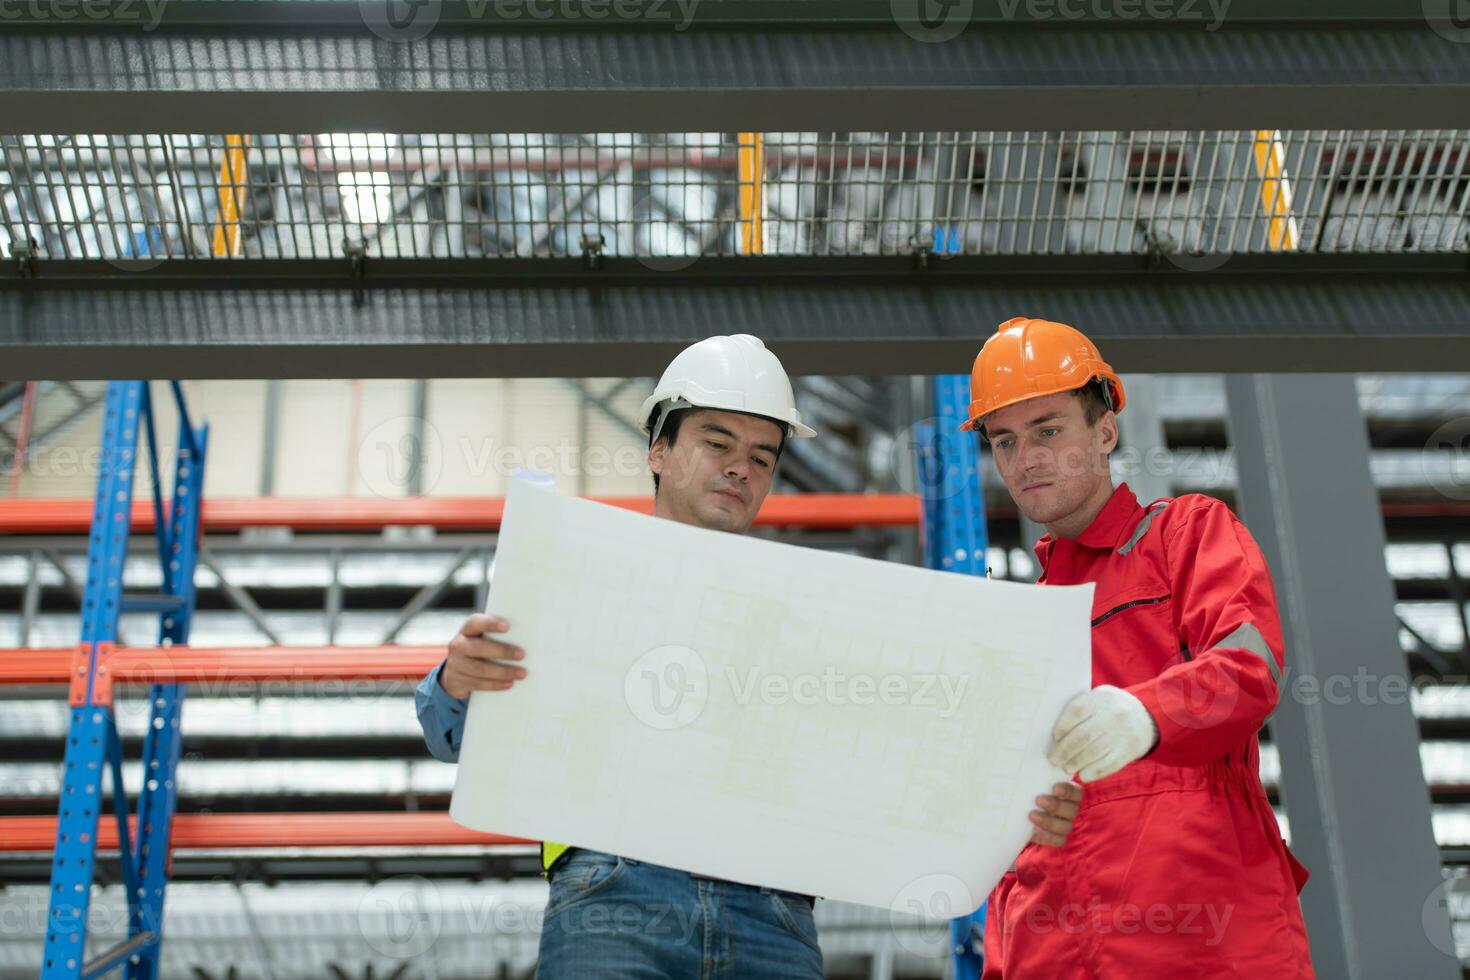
960, 317, 1315, 978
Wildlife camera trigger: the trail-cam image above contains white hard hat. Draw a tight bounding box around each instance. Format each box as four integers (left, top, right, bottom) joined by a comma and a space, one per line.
639, 334, 817, 443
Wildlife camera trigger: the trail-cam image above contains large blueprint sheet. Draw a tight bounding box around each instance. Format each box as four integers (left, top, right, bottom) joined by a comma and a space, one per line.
450, 480, 1093, 913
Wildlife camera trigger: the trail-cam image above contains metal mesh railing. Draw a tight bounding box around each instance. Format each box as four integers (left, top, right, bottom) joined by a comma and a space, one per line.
2, 130, 1467, 263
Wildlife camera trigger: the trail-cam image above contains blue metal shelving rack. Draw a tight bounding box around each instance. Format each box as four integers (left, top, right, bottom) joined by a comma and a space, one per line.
41, 381, 208, 980
915, 373, 990, 980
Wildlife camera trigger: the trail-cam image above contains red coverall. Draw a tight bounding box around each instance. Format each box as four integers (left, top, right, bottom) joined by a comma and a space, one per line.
983, 484, 1314, 978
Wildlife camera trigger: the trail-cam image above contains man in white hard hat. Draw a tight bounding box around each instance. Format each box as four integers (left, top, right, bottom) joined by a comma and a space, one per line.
417, 335, 1083, 978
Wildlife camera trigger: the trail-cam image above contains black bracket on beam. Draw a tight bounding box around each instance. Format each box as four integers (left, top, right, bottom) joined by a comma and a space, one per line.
580, 232, 606, 271
341, 238, 367, 306
1143, 226, 1167, 270
12, 240, 36, 280
908, 234, 932, 270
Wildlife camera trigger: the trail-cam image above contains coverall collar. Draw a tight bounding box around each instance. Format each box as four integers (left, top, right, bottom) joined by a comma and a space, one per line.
1032, 482, 1143, 573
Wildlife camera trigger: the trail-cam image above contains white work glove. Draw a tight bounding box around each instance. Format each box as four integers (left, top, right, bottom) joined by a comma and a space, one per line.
1046, 685, 1159, 783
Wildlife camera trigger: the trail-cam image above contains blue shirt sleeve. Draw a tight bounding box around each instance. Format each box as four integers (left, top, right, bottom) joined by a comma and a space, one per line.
416, 659, 468, 763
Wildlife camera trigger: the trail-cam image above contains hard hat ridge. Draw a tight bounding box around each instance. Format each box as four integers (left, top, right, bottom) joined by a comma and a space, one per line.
640, 335, 818, 442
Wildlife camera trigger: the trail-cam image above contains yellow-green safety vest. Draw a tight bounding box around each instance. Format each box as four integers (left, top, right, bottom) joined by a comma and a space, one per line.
541, 840, 571, 875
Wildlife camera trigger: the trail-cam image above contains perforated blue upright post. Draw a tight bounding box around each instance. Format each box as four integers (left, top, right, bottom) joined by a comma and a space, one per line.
922, 375, 989, 577
125, 383, 207, 980
915, 374, 990, 980
40, 382, 208, 980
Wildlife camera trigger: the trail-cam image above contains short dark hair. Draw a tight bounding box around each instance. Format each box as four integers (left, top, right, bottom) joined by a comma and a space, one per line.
649, 407, 691, 494
1072, 380, 1112, 426
647, 407, 786, 494
977, 379, 1113, 443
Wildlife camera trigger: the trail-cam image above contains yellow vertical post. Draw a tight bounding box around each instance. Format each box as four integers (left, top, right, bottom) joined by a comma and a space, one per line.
1251, 129, 1300, 252
737, 132, 764, 255
211, 134, 252, 257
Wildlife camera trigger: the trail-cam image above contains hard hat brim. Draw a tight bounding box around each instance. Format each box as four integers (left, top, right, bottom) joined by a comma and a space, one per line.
640, 394, 817, 440
958, 375, 1126, 432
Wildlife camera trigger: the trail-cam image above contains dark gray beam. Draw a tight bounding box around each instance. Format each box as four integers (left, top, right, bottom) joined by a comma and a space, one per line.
1, 256, 1467, 377
564, 380, 643, 441
0, 1, 1466, 133
380, 546, 475, 644
198, 548, 284, 645
25, 385, 104, 453
1226, 374, 1457, 979
0, 849, 546, 886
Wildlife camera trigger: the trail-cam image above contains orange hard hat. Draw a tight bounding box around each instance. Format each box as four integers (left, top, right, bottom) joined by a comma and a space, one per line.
958, 317, 1126, 431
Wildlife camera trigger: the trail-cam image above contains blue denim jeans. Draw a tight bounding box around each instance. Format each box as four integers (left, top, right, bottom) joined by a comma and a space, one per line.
536, 848, 824, 980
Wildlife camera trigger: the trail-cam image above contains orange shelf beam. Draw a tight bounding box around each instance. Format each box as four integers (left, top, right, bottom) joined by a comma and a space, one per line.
0, 645, 444, 690
0, 812, 532, 852
0, 493, 923, 534
2, 495, 1462, 537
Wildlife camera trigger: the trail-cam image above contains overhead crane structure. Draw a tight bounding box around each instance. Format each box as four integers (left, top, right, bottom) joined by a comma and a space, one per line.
4, 146, 1470, 375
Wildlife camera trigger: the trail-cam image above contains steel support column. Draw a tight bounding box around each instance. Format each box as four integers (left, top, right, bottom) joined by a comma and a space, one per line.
259, 380, 281, 496
1224, 373, 1455, 978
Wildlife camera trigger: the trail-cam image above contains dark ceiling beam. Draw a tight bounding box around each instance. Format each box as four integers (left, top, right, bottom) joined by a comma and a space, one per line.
0, 0, 1466, 133
0, 255, 1466, 377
